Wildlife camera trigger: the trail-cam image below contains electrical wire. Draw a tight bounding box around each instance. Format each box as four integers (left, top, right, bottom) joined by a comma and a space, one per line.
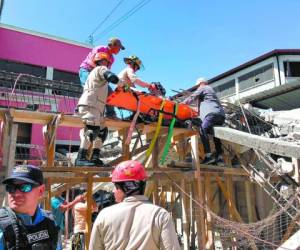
93, 0, 151, 42
88, 0, 125, 40
0, 0, 4, 21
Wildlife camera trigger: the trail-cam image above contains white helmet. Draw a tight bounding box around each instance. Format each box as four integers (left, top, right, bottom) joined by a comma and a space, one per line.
195, 77, 207, 86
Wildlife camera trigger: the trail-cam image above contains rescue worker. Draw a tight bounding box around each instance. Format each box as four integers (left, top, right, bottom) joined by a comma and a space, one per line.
75, 52, 119, 167
79, 37, 125, 117
89, 160, 181, 250
182, 77, 225, 165
117, 55, 157, 91
0, 165, 60, 249
51, 194, 84, 233
72, 194, 98, 250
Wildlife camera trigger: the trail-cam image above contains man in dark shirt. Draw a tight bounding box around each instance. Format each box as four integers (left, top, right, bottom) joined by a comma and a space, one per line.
182, 77, 225, 165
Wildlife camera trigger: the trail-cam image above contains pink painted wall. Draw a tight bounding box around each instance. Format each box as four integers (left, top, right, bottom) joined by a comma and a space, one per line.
0, 25, 87, 154
0, 26, 91, 73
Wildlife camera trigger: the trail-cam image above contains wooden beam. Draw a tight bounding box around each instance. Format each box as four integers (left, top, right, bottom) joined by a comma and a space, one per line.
191, 135, 206, 249
204, 174, 214, 250
1, 114, 17, 206
2, 108, 196, 138
45, 178, 52, 210
43, 114, 61, 167
85, 174, 93, 250
215, 175, 243, 222
214, 126, 300, 158
292, 158, 300, 185
120, 128, 130, 160
245, 181, 256, 222
181, 179, 190, 250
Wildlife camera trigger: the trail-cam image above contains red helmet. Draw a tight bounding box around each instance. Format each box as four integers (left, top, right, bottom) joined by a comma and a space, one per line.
112, 160, 147, 182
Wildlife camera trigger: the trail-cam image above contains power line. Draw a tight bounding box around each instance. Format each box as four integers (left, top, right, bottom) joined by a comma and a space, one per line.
88, 0, 125, 39
0, 0, 5, 21
93, 0, 151, 43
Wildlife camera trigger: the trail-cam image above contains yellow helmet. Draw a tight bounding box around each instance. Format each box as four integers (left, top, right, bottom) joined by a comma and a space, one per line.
124, 55, 144, 70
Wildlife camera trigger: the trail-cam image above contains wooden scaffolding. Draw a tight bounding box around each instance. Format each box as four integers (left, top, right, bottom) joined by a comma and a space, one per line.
1, 108, 299, 250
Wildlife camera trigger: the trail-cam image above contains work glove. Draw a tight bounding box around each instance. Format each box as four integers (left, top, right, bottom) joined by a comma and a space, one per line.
148, 83, 157, 91
150, 82, 166, 96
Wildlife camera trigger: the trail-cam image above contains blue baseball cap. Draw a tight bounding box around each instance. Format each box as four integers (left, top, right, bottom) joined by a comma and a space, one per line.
2, 165, 44, 185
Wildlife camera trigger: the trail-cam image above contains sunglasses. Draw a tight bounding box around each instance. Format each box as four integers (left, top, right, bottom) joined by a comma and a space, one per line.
5, 183, 39, 193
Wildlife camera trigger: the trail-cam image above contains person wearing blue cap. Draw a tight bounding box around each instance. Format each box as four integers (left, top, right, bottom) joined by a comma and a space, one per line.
0, 165, 61, 250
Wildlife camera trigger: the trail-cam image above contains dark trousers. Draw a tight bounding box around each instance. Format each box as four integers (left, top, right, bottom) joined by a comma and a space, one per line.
72, 232, 85, 250
200, 113, 225, 156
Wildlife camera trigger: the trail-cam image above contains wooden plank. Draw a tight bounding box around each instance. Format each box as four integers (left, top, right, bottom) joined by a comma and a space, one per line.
171, 161, 250, 176
120, 128, 130, 160
7, 108, 131, 130
174, 134, 186, 161
215, 175, 243, 222
181, 179, 190, 250
85, 174, 93, 250
292, 158, 300, 185
45, 178, 52, 210
152, 181, 159, 205
204, 174, 214, 250
3, 108, 196, 137
152, 139, 159, 169
45, 176, 111, 184
5, 123, 18, 178
214, 126, 300, 158
191, 135, 206, 249
190, 183, 196, 250
245, 181, 256, 222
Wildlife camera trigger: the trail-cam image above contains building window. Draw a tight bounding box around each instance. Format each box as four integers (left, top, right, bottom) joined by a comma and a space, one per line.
284, 61, 300, 77
238, 63, 274, 91
53, 69, 80, 85
0, 59, 46, 77
214, 79, 235, 98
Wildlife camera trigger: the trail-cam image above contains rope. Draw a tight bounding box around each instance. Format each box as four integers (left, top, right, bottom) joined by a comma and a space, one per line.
158, 167, 298, 250
125, 99, 141, 145
143, 100, 165, 164
160, 103, 178, 164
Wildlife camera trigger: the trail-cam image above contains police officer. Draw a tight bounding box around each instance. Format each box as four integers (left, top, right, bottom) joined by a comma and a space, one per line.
0, 165, 60, 249
75, 52, 119, 167
89, 160, 181, 250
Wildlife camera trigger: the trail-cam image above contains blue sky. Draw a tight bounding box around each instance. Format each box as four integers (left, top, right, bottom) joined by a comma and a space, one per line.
2, 0, 300, 96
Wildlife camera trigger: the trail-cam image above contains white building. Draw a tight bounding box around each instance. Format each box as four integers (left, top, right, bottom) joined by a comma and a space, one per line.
175, 49, 300, 111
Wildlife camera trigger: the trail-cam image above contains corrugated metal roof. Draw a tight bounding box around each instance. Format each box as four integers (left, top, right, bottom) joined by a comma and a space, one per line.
240, 79, 300, 110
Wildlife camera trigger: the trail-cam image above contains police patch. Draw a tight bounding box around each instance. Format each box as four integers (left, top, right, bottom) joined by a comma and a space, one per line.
27, 230, 50, 243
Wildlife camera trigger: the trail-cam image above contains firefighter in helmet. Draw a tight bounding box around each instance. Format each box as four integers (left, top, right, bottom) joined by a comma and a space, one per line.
75, 52, 119, 167
89, 160, 181, 249
117, 55, 157, 91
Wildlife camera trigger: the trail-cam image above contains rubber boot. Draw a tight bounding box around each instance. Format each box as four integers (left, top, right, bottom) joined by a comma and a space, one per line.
75, 148, 96, 167
91, 148, 104, 166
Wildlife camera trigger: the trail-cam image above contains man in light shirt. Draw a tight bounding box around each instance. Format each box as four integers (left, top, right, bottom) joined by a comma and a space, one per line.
89, 160, 180, 250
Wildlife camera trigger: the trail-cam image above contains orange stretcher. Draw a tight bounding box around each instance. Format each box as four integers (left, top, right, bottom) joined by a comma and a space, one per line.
107, 88, 198, 121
